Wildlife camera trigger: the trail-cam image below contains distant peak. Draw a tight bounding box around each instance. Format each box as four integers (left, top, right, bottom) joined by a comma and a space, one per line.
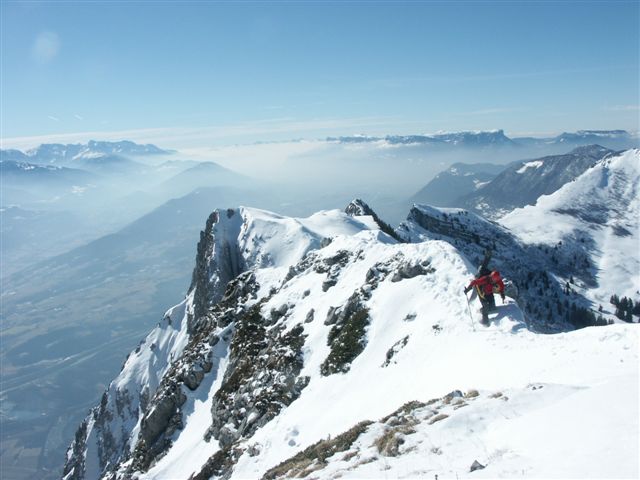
344, 198, 375, 217
575, 129, 629, 136
569, 144, 614, 155
345, 199, 402, 242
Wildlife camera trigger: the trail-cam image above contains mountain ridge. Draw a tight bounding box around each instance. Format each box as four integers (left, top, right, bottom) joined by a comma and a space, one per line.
61, 157, 639, 479
455, 144, 617, 218
410, 162, 506, 207
328, 129, 638, 150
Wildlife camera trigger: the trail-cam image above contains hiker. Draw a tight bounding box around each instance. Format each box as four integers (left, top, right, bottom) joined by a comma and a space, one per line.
464, 270, 505, 325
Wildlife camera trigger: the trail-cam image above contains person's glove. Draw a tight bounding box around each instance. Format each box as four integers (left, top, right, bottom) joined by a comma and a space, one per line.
464, 286, 471, 294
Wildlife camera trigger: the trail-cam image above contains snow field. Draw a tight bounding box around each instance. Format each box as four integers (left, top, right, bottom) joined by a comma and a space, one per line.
235, 207, 378, 269
501, 149, 640, 306
229, 230, 639, 480
516, 160, 544, 174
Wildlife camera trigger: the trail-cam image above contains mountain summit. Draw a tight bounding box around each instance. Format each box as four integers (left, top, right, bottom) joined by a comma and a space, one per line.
1, 140, 171, 167
63, 152, 639, 480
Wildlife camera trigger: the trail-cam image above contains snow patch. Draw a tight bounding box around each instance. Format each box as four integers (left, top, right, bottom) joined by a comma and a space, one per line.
516, 160, 544, 174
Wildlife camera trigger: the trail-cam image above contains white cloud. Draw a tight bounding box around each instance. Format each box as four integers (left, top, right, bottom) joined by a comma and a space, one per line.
74, 114, 84, 120
0, 116, 395, 150
604, 105, 640, 112
47, 115, 60, 122
32, 31, 60, 64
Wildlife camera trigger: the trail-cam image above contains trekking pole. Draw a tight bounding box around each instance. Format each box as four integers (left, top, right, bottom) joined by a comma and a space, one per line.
464, 291, 476, 332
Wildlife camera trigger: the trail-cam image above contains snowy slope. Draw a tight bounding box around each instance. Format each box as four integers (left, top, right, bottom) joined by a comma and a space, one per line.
63, 200, 639, 480
262, 372, 638, 480
501, 149, 640, 307
83, 297, 192, 479
62, 207, 377, 480
396, 204, 585, 332
223, 240, 638, 480
458, 145, 615, 219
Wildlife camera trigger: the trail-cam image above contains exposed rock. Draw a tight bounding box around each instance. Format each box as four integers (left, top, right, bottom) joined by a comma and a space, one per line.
470, 460, 486, 472
270, 303, 289, 323
61, 419, 89, 480
390, 260, 435, 282
261, 421, 373, 480
190, 446, 244, 480
442, 390, 464, 404
304, 309, 315, 324
382, 335, 410, 367
190, 211, 220, 323
324, 306, 339, 325
207, 305, 309, 448
345, 199, 403, 242
321, 250, 352, 291
321, 291, 371, 376
428, 413, 449, 425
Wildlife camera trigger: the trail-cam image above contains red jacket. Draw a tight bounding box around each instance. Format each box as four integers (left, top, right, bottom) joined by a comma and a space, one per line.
467, 271, 504, 297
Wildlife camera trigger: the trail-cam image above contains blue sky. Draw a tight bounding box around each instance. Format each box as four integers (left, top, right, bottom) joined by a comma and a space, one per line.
1, 0, 638, 147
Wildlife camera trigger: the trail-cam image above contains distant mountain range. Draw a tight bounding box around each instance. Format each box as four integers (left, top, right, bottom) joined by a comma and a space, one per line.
328, 129, 638, 151
411, 162, 506, 207
0, 141, 247, 211
0, 159, 96, 188
328, 129, 516, 147
0, 140, 172, 166
516, 129, 633, 147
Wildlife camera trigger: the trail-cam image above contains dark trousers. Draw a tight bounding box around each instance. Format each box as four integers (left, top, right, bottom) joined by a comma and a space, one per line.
479, 293, 496, 320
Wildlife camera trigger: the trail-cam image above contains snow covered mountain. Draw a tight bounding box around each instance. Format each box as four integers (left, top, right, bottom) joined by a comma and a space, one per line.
0, 159, 95, 191
328, 129, 638, 151
458, 145, 616, 218
514, 130, 638, 151
410, 162, 505, 207
501, 148, 640, 310
63, 159, 639, 480
1, 159, 88, 177
552, 130, 637, 150
426, 129, 517, 147
0, 148, 30, 162
329, 130, 517, 148
70, 153, 151, 175
4, 140, 172, 166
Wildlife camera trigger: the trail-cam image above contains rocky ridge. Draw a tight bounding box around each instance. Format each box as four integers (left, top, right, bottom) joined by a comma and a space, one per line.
63, 190, 638, 480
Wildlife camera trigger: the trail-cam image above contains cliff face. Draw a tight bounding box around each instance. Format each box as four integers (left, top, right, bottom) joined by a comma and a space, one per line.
63, 207, 377, 480
62, 295, 195, 480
